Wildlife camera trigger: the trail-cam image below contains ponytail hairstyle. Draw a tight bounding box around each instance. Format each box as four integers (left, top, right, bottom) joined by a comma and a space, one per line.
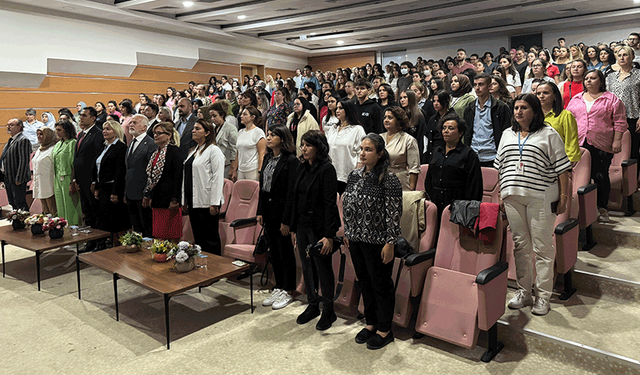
362, 133, 390, 184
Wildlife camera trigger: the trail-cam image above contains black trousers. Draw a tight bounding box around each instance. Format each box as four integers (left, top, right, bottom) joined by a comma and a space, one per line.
583, 140, 613, 209
265, 221, 296, 291
337, 181, 347, 195
296, 224, 335, 309
126, 198, 153, 237
5, 181, 27, 210
349, 241, 395, 332
78, 182, 99, 227
189, 207, 221, 255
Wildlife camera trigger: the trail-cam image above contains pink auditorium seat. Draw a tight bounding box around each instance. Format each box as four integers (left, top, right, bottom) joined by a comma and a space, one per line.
415, 205, 508, 362
333, 193, 360, 316
0, 188, 9, 207
181, 215, 194, 242
504, 177, 579, 300
481, 167, 500, 203
415, 164, 429, 191
391, 199, 439, 328
183, 179, 234, 243
572, 148, 598, 250
608, 130, 637, 215
219, 180, 261, 261
29, 198, 42, 214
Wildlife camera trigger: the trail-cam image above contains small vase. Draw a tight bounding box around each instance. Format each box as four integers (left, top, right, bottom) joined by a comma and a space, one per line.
174, 257, 195, 273
31, 224, 44, 236
49, 228, 64, 239
124, 244, 140, 253
12, 220, 26, 230
153, 253, 169, 262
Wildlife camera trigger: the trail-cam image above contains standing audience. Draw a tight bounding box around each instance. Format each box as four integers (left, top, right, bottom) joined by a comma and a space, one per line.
32, 128, 58, 215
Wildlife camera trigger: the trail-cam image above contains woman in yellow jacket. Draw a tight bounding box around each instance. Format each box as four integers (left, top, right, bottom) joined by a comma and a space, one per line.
286, 97, 319, 156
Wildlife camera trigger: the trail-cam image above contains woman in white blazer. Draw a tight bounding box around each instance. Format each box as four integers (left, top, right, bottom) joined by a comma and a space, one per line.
183, 119, 226, 255
32, 127, 58, 215
286, 97, 319, 157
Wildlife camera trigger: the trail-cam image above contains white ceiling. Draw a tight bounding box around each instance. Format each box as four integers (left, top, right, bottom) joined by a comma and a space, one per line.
5, 0, 640, 57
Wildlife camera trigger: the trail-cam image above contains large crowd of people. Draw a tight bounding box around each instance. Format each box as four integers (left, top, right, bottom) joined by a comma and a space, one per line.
4, 31, 640, 349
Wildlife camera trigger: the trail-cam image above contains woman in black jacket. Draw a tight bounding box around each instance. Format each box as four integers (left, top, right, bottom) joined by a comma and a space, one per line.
142, 122, 184, 241
257, 125, 300, 310
92, 120, 131, 243
290, 130, 341, 331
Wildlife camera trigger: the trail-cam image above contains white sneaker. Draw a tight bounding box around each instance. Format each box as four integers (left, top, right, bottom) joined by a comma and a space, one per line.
272, 291, 293, 310
507, 289, 533, 309
262, 288, 282, 307
531, 297, 550, 316
597, 208, 610, 223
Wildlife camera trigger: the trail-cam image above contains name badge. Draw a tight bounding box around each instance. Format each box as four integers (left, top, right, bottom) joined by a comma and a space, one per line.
516, 162, 524, 174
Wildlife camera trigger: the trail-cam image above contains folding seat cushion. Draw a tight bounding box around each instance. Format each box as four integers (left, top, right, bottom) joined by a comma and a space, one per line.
609, 130, 637, 213
481, 167, 500, 203
219, 180, 260, 252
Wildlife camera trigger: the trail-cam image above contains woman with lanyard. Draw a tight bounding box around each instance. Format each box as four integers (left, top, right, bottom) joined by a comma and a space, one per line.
183, 119, 225, 255
606, 46, 640, 175
342, 133, 402, 349
495, 93, 571, 316
560, 60, 587, 109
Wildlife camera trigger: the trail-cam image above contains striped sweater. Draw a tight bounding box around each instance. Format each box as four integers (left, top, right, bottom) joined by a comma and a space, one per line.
494, 125, 571, 200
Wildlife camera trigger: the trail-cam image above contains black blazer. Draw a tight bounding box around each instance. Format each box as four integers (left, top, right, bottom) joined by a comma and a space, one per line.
92, 140, 127, 198
257, 153, 300, 226
290, 159, 341, 239
125, 135, 157, 200
178, 114, 197, 158
146, 119, 161, 138
145, 144, 183, 209
73, 125, 105, 189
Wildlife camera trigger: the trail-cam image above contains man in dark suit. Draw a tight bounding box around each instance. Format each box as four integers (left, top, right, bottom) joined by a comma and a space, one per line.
143, 102, 160, 138
125, 114, 156, 237
175, 98, 196, 157
73, 107, 104, 251
1, 119, 32, 210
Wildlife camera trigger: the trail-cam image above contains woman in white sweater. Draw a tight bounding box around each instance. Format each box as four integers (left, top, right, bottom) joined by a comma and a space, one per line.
32, 127, 58, 215
286, 97, 319, 157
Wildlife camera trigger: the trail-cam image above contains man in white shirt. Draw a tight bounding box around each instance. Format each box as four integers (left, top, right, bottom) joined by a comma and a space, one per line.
293, 69, 303, 89
22, 108, 46, 151
221, 76, 233, 91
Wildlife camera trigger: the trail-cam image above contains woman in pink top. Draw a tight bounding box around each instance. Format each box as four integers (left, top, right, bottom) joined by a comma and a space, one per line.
566, 69, 628, 222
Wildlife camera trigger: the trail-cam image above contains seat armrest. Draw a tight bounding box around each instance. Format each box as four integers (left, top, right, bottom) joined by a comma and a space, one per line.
219, 211, 226, 220
404, 248, 436, 267
622, 159, 638, 167
230, 217, 257, 229
577, 183, 597, 195
555, 218, 579, 235
476, 261, 508, 285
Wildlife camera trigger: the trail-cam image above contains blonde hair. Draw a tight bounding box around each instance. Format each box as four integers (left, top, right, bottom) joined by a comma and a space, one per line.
154, 122, 180, 147
103, 120, 124, 143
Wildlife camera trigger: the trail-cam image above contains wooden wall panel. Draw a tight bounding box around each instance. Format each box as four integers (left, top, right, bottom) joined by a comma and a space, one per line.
308, 52, 376, 73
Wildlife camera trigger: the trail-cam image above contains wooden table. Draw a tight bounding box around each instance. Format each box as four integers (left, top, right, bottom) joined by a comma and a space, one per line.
78, 246, 252, 349
0, 225, 110, 292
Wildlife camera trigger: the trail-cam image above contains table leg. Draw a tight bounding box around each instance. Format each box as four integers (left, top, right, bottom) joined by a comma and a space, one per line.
164, 294, 171, 349
35, 251, 41, 291
250, 268, 254, 314
76, 255, 81, 300
113, 274, 120, 321
2, 240, 5, 278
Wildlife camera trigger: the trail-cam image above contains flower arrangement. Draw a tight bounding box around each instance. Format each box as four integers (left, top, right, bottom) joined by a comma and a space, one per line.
150, 239, 175, 254
42, 217, 68, 231
8, 209, 30, 222
25, 213, 50, 226
119, 231, 144, 246
168, 241, 202, 264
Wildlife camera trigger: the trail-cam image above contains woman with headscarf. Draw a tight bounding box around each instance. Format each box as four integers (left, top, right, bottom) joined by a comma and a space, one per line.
41, 112, 56, 129
32, 127, 58, 215
286, 97, 319, 156
74, 102, 86, 124
449, 74, 476, 118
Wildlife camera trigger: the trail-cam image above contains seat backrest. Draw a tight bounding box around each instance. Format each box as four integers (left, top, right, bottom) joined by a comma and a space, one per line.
219, 178, 233, 215
30, 198, 42, 214
416, 164, 429, 191
481, 167, 500, 203
224, 180, 259, 223
611, 130, 632, 167
420, 200, 439, 251
434, 205, 504, 276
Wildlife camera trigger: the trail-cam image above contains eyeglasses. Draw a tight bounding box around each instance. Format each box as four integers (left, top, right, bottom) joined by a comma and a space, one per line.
531, 64, 543, 68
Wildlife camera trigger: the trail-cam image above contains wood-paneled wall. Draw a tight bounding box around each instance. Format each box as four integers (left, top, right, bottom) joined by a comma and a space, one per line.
0, 60, 242, 149
308, 52, 376, 74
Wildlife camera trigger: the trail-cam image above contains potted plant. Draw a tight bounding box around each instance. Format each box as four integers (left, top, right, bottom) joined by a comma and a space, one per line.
168, 241, 202, 272
25, 214, 50, 235
42, 217, 68, 239
119, 231, 144, 253
8, 209, 30, 230
150, 239, 174, 262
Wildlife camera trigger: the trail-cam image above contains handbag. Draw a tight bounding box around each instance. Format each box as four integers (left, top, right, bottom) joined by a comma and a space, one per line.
393, 237, 413, 293
253, 227, 269, 256
303, 236, 345, 304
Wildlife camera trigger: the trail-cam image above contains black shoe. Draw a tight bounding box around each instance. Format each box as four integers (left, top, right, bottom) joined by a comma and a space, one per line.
366, 332, 394, 350
315, 309, 337, 331
296, 305, 320, 325
355, 328, 376, 344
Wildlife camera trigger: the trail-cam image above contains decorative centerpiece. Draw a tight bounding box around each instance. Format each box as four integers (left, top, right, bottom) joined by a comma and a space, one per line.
150, 239, 175, 262
25, 214, 50, 235
8, 209, 30, 230
168, 241, 202, 273
43, 217, 68, 239
119, 231, 144, 253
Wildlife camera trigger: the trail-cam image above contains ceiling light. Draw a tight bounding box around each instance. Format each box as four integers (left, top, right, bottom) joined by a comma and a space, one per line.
183, 1, 194, 7
309, 32, 317, 36
237, 15, 247, 20
337, 40, 345, 45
